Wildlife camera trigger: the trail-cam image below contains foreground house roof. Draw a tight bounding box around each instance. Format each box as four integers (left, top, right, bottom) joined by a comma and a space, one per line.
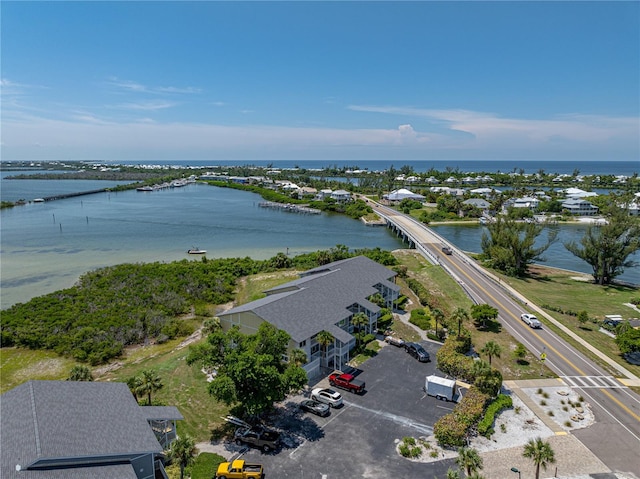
1, 380, 183, 479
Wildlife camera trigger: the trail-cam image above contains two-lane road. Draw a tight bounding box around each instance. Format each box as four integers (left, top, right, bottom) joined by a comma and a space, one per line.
372, 203, 640, 475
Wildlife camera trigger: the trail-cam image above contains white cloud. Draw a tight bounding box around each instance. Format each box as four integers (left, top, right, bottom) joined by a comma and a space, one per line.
349, 104, 639, 147
1, 105, 637, 161
107, 77, 201, 95
110, 101, 178, 111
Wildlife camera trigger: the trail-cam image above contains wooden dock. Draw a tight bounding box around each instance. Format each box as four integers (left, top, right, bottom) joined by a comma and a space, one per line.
258, 202, 321, 215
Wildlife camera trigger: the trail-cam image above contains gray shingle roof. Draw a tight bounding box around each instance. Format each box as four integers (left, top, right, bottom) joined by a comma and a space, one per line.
220, 256, 399, 343
140, 406, 184, 421
1, 381, 167, 478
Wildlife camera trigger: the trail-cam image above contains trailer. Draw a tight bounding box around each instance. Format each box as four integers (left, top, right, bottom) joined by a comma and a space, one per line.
425, 375, 456, 402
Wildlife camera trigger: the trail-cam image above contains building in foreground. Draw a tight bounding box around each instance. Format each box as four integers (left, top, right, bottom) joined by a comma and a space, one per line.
1, 380, 183, 479
217, 256, 400, 377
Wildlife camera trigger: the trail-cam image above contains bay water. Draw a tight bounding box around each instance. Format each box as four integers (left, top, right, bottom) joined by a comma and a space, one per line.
1, 166, 638, 309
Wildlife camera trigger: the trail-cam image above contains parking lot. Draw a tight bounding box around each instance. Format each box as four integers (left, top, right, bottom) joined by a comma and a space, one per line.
229, 340, 458, 479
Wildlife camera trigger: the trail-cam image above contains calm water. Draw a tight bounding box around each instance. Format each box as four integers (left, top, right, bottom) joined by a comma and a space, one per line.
1, 170, 133, 203
429, 223, 639, 285
0, 183, 405, 307
1, 174, 638, 308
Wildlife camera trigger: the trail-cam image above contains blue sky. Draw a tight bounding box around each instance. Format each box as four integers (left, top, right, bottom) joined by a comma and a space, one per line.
2, 1, 639, 162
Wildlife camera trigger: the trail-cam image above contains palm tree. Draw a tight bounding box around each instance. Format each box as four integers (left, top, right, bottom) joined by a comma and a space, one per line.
126, 376, 140, 402
289, 348, 308, 366
471, 359, 491, 379
316, 330, 334, 367
451, 307, 469, 337
351, 312, 369, 333
135, 369, 164, 406
432, 308, 445, 339
523, 437, 556, 479
169, 435, 197, 479
480, 340, 502, 366
456, 446, 483, 477
67, 365, 94, 381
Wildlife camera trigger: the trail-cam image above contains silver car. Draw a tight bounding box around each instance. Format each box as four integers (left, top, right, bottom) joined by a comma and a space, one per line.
521, 313, 542, 328
311, 387, 343, 408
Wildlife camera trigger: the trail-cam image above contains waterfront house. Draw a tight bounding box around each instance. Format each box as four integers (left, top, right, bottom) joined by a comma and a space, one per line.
463, 198, 491, 213
216, 256, 400, 377
330, 189, 352, 203
316, 188, 333, 200
383, 188, 425, 202
561, 198, 599, 216
1, 380, 183, 479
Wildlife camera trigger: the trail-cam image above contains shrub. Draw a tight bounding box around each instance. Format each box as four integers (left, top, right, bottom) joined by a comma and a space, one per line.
399, 443, 411, 457
403, 436, 416, 446
477, 394, 513, 437
434, 387, 490, 447
409, 308, 432, 330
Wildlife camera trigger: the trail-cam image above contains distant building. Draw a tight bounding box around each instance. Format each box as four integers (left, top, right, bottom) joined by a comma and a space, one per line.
463, 198, 491, 212
561, 198, 599, 216
330, 189, 352, 203
383, 188, 425, 202
1, 380, 183, 479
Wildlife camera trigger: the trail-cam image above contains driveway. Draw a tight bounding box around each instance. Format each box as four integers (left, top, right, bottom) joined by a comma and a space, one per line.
231, 340, 458, 479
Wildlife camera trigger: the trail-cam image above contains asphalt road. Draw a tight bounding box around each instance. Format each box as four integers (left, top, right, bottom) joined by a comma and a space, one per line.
372, 203, 640, 476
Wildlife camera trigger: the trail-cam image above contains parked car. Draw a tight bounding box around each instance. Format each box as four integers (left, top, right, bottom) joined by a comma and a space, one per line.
234, 426, 280, 452
299, 399, 330, 417
521, 313, 542, 329
404, 342, 431, 362
311, 387, 343, 408
384, 335, 405, 347
328, 372, 365, 394
215, 459, 264, 479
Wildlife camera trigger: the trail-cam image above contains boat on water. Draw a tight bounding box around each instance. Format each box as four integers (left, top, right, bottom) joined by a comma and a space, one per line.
187, 247, 207, 254
136, 186, 153, 192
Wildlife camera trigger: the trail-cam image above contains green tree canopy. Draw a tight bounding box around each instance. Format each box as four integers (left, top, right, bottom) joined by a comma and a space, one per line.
188, 323, 308, 416
481, 216, 557, 276
470, 304, 499, 329
564, 206, 640, 285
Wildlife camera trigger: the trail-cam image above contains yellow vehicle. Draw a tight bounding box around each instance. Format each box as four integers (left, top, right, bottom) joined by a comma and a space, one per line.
215, 459, 264, 479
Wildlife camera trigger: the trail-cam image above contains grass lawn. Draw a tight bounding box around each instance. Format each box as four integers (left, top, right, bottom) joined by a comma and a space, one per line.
392, 250, 549, 380
234, 269, 300, 304
97, 339, 228, 442
500, 264, 640, 378
0, 348, 77, 393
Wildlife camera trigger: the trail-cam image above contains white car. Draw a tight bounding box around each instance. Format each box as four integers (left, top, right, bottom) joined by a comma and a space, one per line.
521, 313, 542, 329
311, 387, 343, 408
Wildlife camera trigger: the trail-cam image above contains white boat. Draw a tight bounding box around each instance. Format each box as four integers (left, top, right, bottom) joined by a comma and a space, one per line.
187, 247, 207, 254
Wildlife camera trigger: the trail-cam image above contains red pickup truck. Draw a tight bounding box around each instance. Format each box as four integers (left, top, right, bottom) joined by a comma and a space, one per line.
328, 372, 365, 394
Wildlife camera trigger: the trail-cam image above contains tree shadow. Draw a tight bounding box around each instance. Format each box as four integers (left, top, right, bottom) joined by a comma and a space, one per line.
475, 319, 502, 333
516, 359, 530, 366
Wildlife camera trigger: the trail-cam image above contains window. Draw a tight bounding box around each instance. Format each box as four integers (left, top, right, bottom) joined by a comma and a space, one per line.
311, 344, 320, 355
299, 340, 306, 347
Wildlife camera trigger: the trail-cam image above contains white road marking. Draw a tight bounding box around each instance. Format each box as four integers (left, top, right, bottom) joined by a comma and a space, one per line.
343, 400, 434, 435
